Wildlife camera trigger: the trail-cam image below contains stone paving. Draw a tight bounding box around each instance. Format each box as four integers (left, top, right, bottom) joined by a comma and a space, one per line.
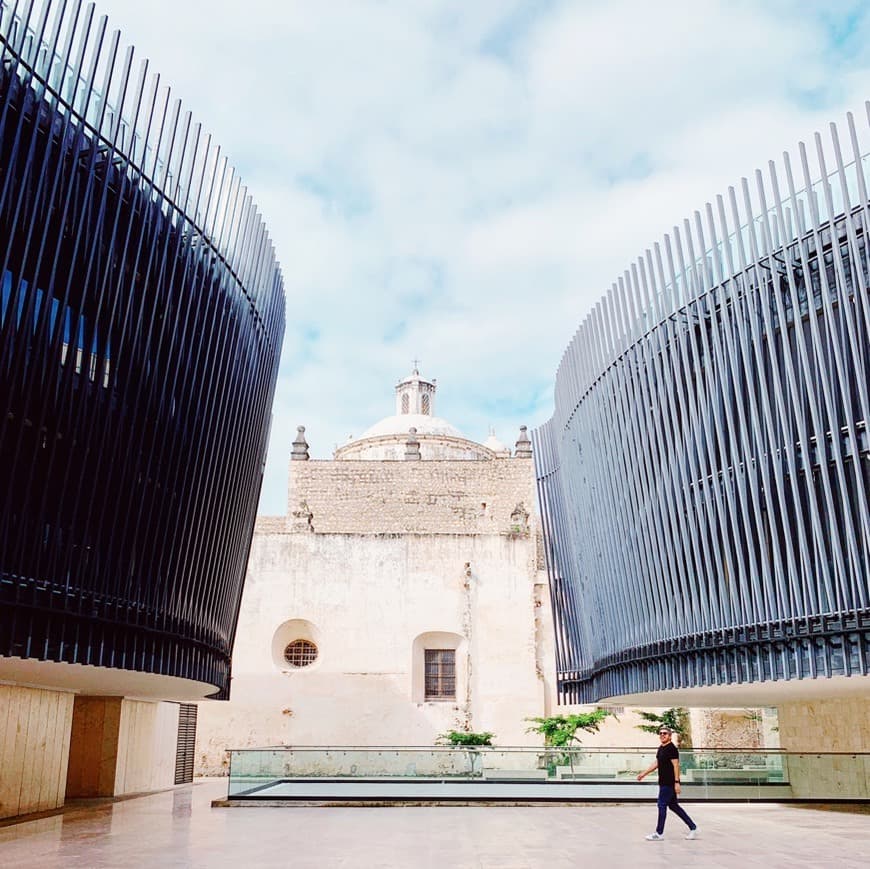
0, 779, 868, 868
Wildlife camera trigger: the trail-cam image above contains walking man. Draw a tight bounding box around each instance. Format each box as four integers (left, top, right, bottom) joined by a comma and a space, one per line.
636, 725, 698, 840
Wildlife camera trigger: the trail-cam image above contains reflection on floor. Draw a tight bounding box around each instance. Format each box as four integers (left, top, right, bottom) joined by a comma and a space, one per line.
0, 778, 868, 868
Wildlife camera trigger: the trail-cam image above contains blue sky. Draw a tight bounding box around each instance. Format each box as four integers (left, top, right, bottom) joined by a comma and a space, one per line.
89, 0, 870, 515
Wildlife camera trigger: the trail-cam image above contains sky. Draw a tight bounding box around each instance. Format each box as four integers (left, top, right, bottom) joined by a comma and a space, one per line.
78, 0, 870, 514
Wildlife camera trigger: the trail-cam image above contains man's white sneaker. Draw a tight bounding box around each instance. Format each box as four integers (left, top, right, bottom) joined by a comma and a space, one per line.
645, 832, 664, 841
686, 828, 698, 840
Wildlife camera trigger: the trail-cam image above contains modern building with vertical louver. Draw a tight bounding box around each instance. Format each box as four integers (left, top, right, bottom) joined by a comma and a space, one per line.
0, 0, 284, 817
534, 107, 870, 715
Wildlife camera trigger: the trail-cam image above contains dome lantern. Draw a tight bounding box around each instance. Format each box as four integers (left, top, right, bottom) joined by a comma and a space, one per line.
395, 364, 436, 417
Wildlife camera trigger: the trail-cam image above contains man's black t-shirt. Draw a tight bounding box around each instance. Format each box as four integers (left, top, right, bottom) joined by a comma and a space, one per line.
656, 741, 679, 786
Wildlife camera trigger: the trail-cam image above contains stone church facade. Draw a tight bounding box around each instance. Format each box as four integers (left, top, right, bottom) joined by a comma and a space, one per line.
195, 370, 558, 773
194, 369, 771, 773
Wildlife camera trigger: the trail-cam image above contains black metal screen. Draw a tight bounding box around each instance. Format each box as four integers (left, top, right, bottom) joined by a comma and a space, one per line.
174, 703, 198, 785
0, 1, 285, 698
534, 108, 870, 702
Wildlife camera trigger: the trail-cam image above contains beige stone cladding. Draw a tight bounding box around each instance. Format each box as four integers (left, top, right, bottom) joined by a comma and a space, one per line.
66, 697, 181, 798
0, 685, 74, 819
285, 458, 536, 535
777, 693, 870, 753
776, 692, 870, 798
114, 700, 181, 796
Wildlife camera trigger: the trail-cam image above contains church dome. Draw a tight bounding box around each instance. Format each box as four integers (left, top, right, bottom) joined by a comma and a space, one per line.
359, 413, 464, 440
334, 367, 496, 461
483, 429, 511, 458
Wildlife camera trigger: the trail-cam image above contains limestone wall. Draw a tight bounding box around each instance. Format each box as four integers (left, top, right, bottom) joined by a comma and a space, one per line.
255, 515, 289, 533
334, 433, 495, 461
0, 684, 74, 819
195, 530, 547, 774
285, 458, 536, 535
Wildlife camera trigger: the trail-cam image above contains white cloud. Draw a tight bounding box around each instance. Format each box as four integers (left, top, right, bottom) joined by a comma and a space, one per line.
76, 0, 870, 514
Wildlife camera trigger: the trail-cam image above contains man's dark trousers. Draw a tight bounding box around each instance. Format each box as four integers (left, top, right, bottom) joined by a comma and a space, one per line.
656, 785, 695, 834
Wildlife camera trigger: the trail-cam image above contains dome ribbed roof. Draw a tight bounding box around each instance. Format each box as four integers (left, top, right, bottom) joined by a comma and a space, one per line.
358, 413, 465, 441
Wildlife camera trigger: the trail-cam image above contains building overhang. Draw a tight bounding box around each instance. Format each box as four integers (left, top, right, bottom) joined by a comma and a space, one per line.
0, 656, 220, 701
597, 673, 870, 708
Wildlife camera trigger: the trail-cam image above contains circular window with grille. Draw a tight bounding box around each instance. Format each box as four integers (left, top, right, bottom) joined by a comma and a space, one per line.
283, 639, 318, 668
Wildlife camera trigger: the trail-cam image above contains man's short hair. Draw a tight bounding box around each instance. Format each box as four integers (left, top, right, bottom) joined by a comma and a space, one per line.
658, 726, 673, 733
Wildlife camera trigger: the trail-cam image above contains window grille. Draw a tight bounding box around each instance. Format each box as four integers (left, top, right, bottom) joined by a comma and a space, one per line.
424, 648, 455, 700
421, 393, 430, 415
401, 394, 409, 413
284, 639, 318, 668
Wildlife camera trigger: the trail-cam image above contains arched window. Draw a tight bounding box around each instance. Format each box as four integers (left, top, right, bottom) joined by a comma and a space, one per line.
401, 393, 409, 414
421, 393, 430, 415
412, 631, 464, 703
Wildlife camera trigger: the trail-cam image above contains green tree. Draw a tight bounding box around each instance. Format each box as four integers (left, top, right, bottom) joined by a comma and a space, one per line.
525, 709, 613, 747
437, 730, 494, 747
634, 707, 692, 748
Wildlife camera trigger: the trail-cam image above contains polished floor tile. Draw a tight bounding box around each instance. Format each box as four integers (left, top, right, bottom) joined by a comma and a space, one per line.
0, 779, 868, 868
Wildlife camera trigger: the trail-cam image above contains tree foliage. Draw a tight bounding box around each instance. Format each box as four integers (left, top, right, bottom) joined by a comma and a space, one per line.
437, 730, 495, 746
634, 707, 692, 747
525, 709, 613, 747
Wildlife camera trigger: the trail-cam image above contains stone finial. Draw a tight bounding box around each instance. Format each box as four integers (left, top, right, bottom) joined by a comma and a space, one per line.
291, 425, 309, 461
510, 502, 530, 535
514, 425, 532, 458
405, 427, 421, 461
290, 500, 314, 532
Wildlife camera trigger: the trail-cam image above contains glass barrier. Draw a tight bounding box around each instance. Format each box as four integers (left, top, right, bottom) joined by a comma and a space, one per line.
226, 746, 796, 798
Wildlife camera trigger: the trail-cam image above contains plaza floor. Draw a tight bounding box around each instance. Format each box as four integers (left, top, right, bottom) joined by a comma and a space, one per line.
0, 778, 868, 868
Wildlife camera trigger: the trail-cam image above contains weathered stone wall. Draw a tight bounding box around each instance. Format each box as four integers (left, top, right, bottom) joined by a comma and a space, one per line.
254, 515, 288, 533
690, 708, 766, 749
196, 530, 547, 774
334, 433, 496, 461
285, 458, 536, 535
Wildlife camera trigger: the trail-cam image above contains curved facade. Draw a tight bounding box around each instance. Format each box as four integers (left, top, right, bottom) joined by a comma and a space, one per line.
535, 106, 870, 704
0, 0, 285, 698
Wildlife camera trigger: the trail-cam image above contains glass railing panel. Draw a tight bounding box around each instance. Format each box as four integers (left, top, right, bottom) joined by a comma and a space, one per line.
226, 746, 804, 797
228, 747, 485, 796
